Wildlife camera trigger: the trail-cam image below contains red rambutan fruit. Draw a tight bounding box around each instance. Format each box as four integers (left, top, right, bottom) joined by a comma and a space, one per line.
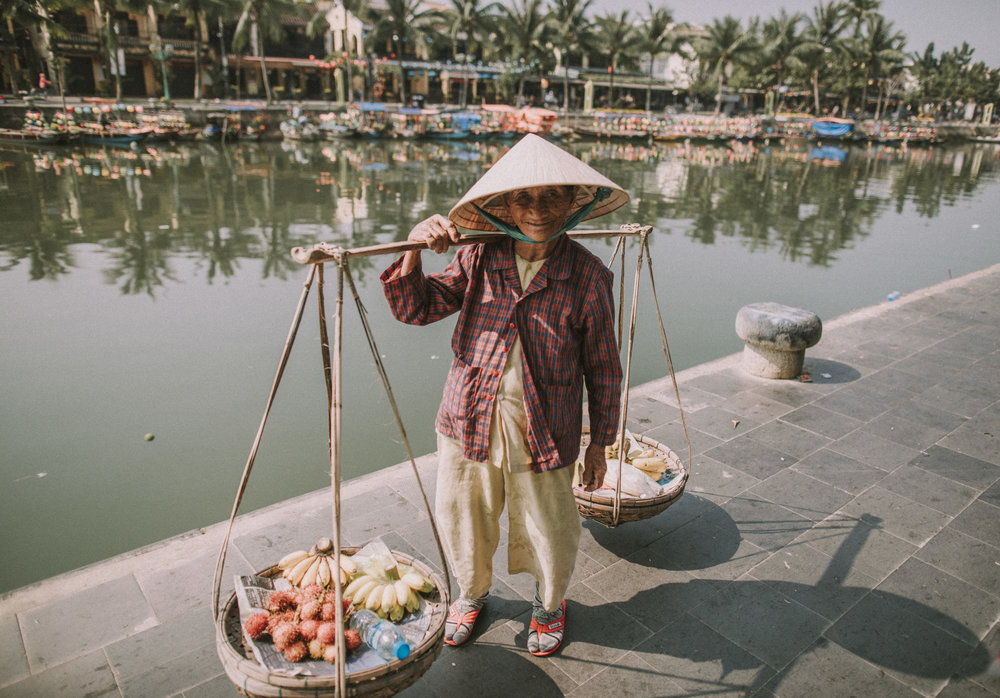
316, 622, 338, 646
267, 590, 296, 613
283, 640, 308, 662
344, 628, 362, 651
323, 644, 339, 663
300, 599, 322, 620
272, 621, 300, 652
308, 639, 325, 660
243, 612, 270, 640
266, 610, 295, 635
299, 618, 321, 641
320, 602, 337, 621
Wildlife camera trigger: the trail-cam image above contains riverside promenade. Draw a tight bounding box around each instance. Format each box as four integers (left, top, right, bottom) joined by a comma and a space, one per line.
1, 264, 998, 697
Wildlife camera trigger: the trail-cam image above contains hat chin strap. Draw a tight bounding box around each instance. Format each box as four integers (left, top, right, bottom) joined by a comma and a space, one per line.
472, 187, 611, 244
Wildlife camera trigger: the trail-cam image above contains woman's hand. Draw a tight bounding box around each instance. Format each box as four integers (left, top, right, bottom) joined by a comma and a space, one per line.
580, 441, 607, 492
409, 214, 460, 254
398, 214, 460, 276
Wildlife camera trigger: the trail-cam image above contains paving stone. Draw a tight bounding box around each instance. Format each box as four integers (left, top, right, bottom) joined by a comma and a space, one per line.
756, 637, 921, 698
890, 399, 968, 433
685, 455, 761, 499
633, 613, 773, 695
137, 548, 251, 621
566, 649, 688, 697
779, 404, 863, 439
909, 445, 1000, 488
939, 424, 1000, 466
980, 480, 1000, 507
0, 615, 27, 689
946, 499, 1000, 547
877, 464, 980, 516
748, 544, 877, 622
859, 366, 933, 397
824, 590, 983, 696
828, 429, 922, 472
955, 622, 1000, 694
655, 385, 724, 411
936, 675, 1000, 697
704, 495, 813, 553
686, 405, 763, 441
0, 650, 119, 698
718, 391, 795, 423
862, 412, 951, 451
19, 574, 157, 671
748, 470, 854, 522
749, 380, 825, 408
743, 420, 831, 460
622, 395, 679, 430
916, 527, 1000, 597
703, 437, 797, 481
642, 421, 721, 459
181, 673, 241, 698
117, 639, 223, 697
791, 514, 918, 584
689, 576, 829, 670
105, 606, 216, 687
836, 486, 950, 547
792, 448, 887, 494
814, 384, 896, 422
684, 370, 761, 399
875, 558, 1000, 643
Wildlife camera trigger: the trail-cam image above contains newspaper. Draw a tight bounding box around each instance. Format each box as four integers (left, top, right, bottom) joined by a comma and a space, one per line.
234, 540, 438, 677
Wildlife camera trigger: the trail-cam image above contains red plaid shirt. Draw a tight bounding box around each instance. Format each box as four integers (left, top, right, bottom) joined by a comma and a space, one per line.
381, 236, 622, 473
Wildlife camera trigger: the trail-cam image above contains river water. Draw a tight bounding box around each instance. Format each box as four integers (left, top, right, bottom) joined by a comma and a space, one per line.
1, 136, 998, 594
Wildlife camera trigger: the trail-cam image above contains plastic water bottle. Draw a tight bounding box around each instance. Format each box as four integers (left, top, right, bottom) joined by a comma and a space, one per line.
348, 609, 411, 661
887, 291, 901, 301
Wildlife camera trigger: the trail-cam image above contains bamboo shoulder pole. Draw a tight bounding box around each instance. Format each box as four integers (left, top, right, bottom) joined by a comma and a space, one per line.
291, 225, 652, 264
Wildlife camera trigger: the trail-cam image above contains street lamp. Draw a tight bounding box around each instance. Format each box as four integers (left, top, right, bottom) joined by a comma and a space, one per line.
149, 37, 174, 106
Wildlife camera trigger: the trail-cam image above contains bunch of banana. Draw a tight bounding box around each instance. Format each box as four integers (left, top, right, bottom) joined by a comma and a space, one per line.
342, 566, 436, 621
605, 436, 671, 478
277, 537, 358, 589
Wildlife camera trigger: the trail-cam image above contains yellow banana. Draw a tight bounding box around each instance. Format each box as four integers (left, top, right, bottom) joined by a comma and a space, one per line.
393, 580, 411, 608
300, 556, 323, 588
366, 583, 385, 612
338, 554, 357, 576
352, 578, 381, 607
344, 574, 375, 598
389, 602, 405, 622
403, 585, 420, 613
285, 554, 316, 585
317, 556, 332, 587
278, 549, 309, 569
380, 583, 397, 615
402, 572, 435, 594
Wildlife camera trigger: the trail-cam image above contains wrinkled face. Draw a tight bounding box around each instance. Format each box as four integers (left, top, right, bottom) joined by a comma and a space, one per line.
505, 186, 576, 241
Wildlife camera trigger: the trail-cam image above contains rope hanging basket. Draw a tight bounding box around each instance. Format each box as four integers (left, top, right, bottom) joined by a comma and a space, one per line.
574, 429, 689, 527
216, 552, 447, 698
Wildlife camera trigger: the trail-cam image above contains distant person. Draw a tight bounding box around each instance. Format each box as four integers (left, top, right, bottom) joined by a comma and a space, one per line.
38, 73, 52, 96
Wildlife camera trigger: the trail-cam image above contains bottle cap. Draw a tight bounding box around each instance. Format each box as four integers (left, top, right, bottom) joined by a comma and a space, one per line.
394, 641, 411, 660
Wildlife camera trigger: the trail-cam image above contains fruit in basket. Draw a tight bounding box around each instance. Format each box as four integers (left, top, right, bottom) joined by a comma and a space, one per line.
277, 538, 357, 588
284, 640, 308, 662
244, 612, 269, 640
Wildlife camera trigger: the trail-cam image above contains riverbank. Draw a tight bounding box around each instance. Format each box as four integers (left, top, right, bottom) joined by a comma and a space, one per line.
1, 263, 997, 697
1, 95, 997, 143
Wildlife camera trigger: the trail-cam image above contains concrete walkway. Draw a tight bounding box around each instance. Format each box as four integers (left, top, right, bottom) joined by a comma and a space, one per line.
1, 264, 998, 698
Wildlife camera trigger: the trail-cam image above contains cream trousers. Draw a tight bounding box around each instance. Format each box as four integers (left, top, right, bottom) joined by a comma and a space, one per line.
436, 433, 581, 612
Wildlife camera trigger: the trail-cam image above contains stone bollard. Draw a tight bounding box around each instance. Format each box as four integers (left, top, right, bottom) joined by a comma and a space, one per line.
735, 302, 822, 379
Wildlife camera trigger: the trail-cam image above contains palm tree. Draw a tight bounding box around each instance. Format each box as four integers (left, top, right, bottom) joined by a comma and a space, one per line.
497, 0, 548, 103
440, 0, 498, 107
545, 0, 593, 111
843, 0, 880, 38
794, 1, 849, 114
1, 0, 61, 96
166, 0, 226, 101
760, 9, 803, 112
639, 3, 684, 112
854, 14, 904, 117
232, 0, 300, 103
368, 0, 437, 104
592, 10, 641, 108
694, 14, 755, 115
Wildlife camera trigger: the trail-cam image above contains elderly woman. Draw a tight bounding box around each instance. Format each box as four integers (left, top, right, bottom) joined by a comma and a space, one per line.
381, 134, 627, 656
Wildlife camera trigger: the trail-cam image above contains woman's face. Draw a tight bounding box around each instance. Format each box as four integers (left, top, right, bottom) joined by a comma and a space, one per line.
505, 186, 575, 241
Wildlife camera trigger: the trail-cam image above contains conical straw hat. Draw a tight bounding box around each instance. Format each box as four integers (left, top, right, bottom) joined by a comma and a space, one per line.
448, 134, 629, 232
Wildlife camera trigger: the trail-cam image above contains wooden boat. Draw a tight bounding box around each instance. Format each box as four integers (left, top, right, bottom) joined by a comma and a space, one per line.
811, 117, 854, 140
77, 124, 153, 145
0, 128, 65, 146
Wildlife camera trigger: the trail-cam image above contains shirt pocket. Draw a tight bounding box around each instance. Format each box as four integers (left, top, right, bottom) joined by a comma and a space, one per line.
441, 354, 480, 419
540, 381, 580, 437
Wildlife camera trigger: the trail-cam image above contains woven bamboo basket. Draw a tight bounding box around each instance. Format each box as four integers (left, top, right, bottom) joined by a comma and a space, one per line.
574, 429, 688, 527
216, 549, 447, 698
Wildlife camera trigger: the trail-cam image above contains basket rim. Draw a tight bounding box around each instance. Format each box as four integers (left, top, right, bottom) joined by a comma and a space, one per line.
216, 547, 447, 691
574, 431, 689, 508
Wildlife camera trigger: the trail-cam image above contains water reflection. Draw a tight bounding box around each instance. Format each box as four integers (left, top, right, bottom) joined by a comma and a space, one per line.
5, 139, 997, 292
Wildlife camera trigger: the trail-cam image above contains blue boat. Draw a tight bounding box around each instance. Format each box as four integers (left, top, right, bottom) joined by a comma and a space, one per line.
811, 118, 854, 139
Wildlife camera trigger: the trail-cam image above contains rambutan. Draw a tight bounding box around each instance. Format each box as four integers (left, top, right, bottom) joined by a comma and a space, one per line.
300, 599, 322, 620
316, 622, 338, 646
308, 639, 325, 660
320, 601, 337, 621
243, 612, 270, 640
266, 610, 295, 635
283, 640, 308, 662
267, 590, 296, 613
299, 618, 321, 641
344, 628, 362, 652
323, 644, 339, 664
301, 584, 322, 598
271, 621, 300, 652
